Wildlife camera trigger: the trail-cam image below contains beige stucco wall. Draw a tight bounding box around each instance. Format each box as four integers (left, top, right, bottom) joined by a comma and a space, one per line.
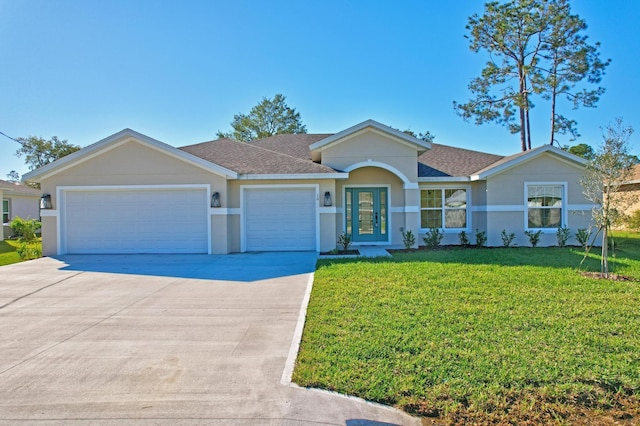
485, 153, 593, 247
617, 183, 639, 228
39, 139, 230, 256
320, 130, 419, 182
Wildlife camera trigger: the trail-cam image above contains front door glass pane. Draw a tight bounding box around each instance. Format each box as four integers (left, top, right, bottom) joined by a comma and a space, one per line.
380, 189, 387, 235
358, 191, 373, 235
345, 190, 352, 235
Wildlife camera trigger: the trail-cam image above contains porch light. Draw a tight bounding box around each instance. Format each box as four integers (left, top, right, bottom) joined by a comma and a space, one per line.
211, 192, 221, 208
324, 191, 332, 207
40, 194, 53, 210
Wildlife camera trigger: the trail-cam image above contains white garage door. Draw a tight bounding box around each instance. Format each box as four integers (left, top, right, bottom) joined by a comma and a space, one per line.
244, 188, 316, 251
64, 188, 208, 254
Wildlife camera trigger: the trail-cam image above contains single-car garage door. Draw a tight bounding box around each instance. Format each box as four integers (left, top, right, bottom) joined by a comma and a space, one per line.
244, 188, 317, 251
63, 188, 208, 254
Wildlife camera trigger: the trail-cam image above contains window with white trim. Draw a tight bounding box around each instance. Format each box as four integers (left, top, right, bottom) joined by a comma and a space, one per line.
420, 188, 467, 229
2, 199, 9, 224
526, 184, 563, 229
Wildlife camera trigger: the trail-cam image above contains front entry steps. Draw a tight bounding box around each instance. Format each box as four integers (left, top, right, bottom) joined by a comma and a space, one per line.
357, 246, 392, 258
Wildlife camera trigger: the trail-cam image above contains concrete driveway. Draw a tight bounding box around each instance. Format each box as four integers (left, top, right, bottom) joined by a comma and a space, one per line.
0, 253, 419, 425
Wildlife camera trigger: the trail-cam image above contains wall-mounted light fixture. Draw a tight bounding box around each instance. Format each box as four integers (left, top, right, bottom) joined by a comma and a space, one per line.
324, 191, 332, 207
211, 192, 221, 208
40, 194, 53, 209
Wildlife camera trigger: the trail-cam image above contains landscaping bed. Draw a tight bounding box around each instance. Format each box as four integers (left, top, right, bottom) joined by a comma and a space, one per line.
294, 232, 640, 424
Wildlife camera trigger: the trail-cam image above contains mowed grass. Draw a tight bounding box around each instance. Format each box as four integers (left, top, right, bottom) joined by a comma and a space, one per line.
294, 232, 640, 423
0, 239, 42, 266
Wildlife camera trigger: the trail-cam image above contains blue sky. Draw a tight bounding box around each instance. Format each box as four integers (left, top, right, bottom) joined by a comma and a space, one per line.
1, 0, 638, 177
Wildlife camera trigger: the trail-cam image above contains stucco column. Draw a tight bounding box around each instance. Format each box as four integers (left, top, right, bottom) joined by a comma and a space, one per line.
404, 185, 420, 248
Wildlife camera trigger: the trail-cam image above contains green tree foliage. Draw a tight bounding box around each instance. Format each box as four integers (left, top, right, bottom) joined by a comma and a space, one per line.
455, 0, 608, 152
563, 143, 595, 160
6, 170, 20, 182
217, 94, 307, 142
402, 129, 436, 143
16, 136, 80, 170
579, 118, 636, 277
536, 0, 609, 145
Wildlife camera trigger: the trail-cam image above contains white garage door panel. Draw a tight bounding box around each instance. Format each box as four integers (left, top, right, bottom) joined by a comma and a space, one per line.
65, 189, 208, 254
245, 188, 316, 251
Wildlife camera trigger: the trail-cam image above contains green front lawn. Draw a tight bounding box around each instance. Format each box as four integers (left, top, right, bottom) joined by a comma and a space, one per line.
294, 233, 640, 424
0, 239, 42, 266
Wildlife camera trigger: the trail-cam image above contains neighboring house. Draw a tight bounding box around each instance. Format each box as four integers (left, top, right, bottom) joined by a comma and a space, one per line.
23, 120, 595, 256
619, 164, 640, 225
0, 179, 41, 240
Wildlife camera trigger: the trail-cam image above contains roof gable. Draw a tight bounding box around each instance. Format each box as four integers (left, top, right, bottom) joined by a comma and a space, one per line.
309, 120, 431, 161
22, 129, 238, 182
471, 145, 587, 180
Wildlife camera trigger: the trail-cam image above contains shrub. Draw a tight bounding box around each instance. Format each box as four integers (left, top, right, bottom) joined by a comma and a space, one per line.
458, 230, 469, 247
575, 228, 591, 248
556, 225, 571, 247
423, 228, 443, 249
401, 229, 416, 250
524, 230, 543, 247
16, 242, 42, 260
337, 232, 352, 251
9, 217, 41, 243
475, 229, 487, 247
500, 229, 515, 247
627, 209, 640, 231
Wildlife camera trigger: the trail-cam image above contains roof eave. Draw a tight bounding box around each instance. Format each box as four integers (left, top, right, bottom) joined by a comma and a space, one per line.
238, 173, 349, 180
22, 129, 239, 182
418, 177, 471, 182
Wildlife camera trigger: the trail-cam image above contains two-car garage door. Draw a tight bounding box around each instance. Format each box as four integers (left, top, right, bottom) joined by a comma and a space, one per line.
60, 186, 317, 254
63, 188, 208, 254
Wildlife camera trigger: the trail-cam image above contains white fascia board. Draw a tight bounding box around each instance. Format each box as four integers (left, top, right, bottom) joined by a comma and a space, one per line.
23, 129, 238, 182
309, 119, 432, 152
238, 173, 349, 180
472, 145, 586, 181
418, 177, 471, 183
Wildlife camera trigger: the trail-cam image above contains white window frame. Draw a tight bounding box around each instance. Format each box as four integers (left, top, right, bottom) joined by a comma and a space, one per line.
2, 199, 9, 224
419, 185, 471, 232
524, 182, 567, 232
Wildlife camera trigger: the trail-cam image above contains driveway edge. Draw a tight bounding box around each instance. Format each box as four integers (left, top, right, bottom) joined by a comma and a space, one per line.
280, 272, 315, 385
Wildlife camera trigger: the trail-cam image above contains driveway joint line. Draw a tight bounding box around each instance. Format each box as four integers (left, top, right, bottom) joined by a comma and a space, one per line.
0, 271, 84, 311
0, 277, 182, 377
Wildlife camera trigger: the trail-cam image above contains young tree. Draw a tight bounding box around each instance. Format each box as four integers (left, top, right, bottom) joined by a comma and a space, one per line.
216, 94, 307, 142
536, 0, 609, 145
455, 0, 608, 152
16, 136, 80, 170
6, 170, 20, 182
580, 118, 636, 277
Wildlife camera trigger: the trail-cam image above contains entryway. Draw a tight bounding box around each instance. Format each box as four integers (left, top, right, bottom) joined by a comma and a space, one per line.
345, 187, 388, 243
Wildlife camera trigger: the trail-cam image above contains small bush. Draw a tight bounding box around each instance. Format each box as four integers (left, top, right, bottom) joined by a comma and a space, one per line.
627, 209, 640, 231
575, 228, 591, 248
524, 230, 543, 247
337, 232, 352, 251
556, 225, 571, 247
500, 229, 516, 247
16, 242, 42, 260
475, 229, 487, 247
423, 228, 443, 249
401, 229, 416, 249
9, 217, 41, 243
458, 230, 469, 247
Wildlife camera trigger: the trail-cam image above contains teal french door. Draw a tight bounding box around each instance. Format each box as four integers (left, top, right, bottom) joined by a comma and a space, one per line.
345, 188, 388, 242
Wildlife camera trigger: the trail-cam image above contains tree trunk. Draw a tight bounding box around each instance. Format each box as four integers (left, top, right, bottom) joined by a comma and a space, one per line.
525, 106, 532, 150
550, 88, 557, 145
519, 107, 527, 151
601, 225, 609, 278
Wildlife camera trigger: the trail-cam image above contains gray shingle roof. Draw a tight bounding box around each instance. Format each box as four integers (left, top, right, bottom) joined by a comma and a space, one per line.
179, 138, 338, 175
0, 179, 41, 196
418, 143, 504, 177
250, 134, 332, 160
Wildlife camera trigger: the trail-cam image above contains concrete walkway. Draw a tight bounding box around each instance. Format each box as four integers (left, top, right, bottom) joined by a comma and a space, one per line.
0, 254, 419, 425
